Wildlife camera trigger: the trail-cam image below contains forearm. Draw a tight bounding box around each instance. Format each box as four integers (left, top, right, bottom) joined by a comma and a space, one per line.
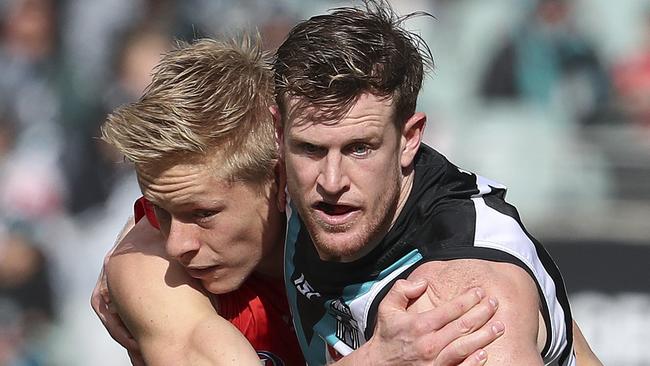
138, 314, 261, 366
573, 321, 603, 366
106, 218, 261, 365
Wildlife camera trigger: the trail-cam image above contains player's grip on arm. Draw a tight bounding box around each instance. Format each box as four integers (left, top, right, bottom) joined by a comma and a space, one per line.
340, 279, 504, 365
91, 265, 144, 365
90, 217, 144, 365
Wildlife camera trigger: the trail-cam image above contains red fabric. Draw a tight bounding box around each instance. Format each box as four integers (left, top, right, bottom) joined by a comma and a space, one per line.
134, 197, 159, 229
217, 275, 304, 366
133, 197, 303, 365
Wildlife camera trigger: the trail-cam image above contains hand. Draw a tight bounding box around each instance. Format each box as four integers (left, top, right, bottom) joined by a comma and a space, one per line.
91, 261, 145, 366
364, 280, 505, 365
90, 236, 144, 366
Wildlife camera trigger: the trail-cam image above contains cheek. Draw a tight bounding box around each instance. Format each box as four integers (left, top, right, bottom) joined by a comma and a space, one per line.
221, 218, 263, 251
351, 159, 390, 186
287, 155, 317, 184
285, 164, 314, 197
359, 164, 399, 204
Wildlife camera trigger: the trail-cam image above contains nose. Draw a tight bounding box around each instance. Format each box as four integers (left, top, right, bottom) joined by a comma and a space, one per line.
316, 151, 350, 196
165, 218, 200, 263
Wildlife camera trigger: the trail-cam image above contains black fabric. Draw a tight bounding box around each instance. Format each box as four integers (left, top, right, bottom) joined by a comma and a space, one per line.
289, 144, 573, 363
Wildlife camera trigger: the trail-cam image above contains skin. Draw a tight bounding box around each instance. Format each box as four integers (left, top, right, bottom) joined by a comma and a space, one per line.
94, 96, 602, 365
109, 159, 286, 365
106, 217, 263, 366
280, 92, 601, 365
136, 160, 285, 294
282, 94, 422, 262
99, 155, 506, 366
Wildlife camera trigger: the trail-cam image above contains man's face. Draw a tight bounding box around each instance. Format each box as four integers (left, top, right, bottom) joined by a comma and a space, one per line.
137, 160, 284, 294
282, 93, 422, 262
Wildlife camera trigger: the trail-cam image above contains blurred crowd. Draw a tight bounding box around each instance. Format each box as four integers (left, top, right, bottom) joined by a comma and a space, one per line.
0, 0, 648, 365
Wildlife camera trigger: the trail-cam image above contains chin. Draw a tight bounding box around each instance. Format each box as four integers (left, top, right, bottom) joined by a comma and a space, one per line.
202, 276, 244, 295
314, 232, 367, 261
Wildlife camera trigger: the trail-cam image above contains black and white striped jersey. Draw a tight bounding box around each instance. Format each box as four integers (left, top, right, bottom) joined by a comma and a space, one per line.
284, 144, 575, 366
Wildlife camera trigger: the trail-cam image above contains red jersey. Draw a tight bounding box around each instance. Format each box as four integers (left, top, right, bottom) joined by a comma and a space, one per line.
134, 197, 304, 366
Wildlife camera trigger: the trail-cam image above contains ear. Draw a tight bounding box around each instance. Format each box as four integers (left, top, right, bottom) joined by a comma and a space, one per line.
273, 159, 287, 212
400, 112, 426, 168
270, 105, 284, 157
269, 105, 287, 212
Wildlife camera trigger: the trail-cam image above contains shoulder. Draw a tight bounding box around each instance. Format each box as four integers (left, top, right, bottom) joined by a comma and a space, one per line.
105, 219, 264, 365
105, 218, 217, 339
407, 259, 545, 364
407, 259, 538, 306
106, 217, 210, 307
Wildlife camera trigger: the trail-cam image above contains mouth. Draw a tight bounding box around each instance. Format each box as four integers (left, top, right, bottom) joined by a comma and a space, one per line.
185, 265, 219, 279
313, 202, 360, 226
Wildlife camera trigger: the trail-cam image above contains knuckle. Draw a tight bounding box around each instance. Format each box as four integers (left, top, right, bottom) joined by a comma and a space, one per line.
453, 300, 468, 315
480, 299, 496, 315
423, 312, 444, 330
473, 302, 496, 327
457, 316, 474, 334
413, 318, 428, 333
452, 338, 472, 358
415, 339, 439, 359
414, 316, 437, 334
393, 279, 409, 291
377, 301, 388, 313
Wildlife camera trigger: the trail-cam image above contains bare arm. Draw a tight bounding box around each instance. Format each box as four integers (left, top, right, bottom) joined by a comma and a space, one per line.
105, 217, 262, 366
333, 280, 505, 366
406, 259, 544, 365
91, 216, 143, 364
573, 321, 603, 366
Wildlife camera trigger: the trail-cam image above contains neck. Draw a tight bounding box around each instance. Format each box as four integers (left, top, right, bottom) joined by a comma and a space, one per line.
253, 215, 286, 279
391, 168, 415, 228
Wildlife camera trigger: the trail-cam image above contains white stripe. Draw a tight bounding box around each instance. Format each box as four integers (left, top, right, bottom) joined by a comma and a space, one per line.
473, 174, 507, 198
330, 261, 419, 358
359, 261, 416, 333
471, 196, 572, 365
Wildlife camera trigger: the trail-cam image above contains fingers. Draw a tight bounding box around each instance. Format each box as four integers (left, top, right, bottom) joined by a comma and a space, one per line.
128, 350, 147, 366
91, 274, 140, 351
407, 289, 502, 364
435, 320, 505, 366
440, 295, 499, 338
90, 278, 103, 315
426, 295, 502, 364
455, 349, 488, 366
380, 279, 428, 312
92, 269, 110, 310
105, 311, 140, 351
415, 287, 486, 331
99, 301, 138, 351
91, 271, 110, 324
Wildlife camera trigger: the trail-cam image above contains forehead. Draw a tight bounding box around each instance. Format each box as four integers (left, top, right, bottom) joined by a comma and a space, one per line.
137, 161, 229, 205
284, 93, 396, 132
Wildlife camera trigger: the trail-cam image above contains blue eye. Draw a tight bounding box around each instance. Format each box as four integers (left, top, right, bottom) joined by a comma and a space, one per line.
349, 144, 371, 157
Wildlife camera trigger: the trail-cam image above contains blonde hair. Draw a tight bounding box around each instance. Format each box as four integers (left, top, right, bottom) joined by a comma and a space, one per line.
102, 36, 277, 184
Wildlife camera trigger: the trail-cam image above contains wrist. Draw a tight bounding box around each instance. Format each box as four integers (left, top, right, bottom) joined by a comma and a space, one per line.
332, 341, 377, 366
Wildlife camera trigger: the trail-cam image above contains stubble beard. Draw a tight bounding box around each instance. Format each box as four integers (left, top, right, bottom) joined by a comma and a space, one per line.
300, 178, 402, 262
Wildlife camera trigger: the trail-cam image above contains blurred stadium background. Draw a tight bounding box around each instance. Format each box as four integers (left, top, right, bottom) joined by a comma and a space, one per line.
0, 0, 648, 365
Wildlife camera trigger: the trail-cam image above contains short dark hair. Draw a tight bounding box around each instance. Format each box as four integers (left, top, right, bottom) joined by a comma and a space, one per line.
274, 0, 433, 127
